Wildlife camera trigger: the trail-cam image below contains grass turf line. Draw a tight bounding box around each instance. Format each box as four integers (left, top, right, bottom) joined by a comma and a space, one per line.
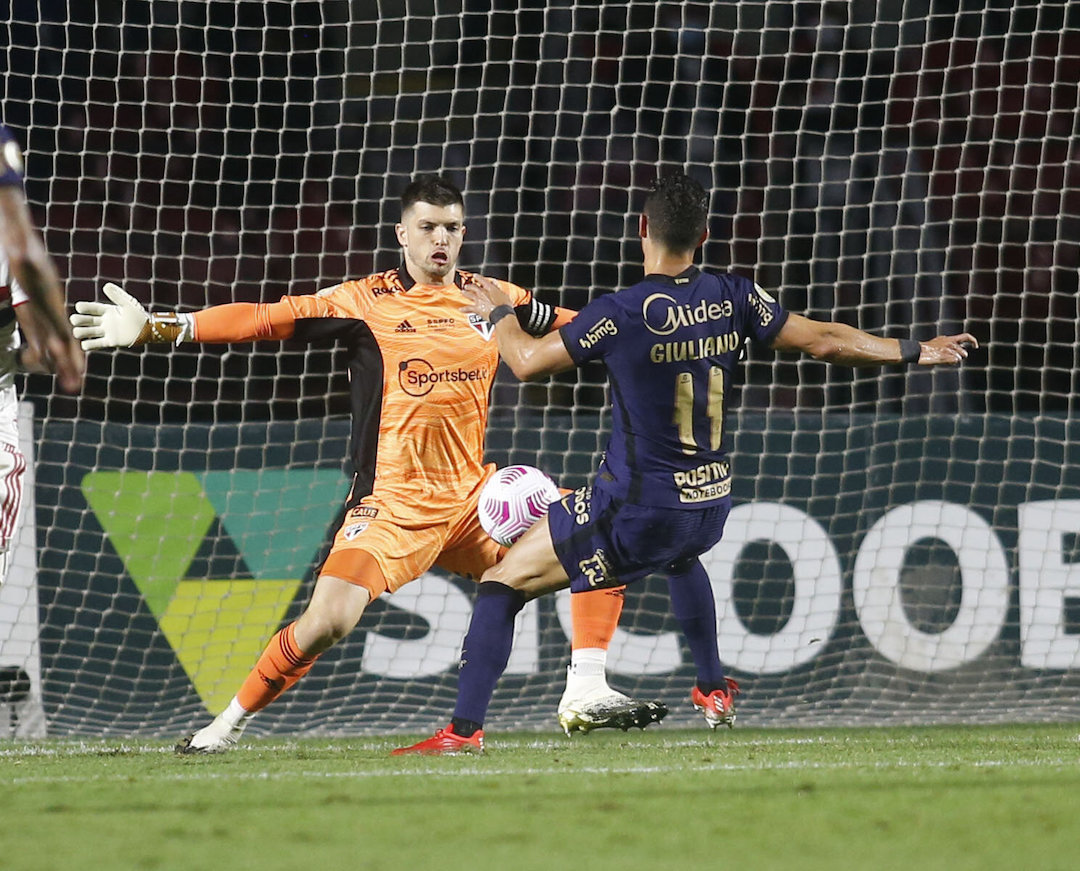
1, 724, 1078, 871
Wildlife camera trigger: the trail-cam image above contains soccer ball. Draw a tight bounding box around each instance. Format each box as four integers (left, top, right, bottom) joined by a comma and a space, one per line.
478, 465, 561, 547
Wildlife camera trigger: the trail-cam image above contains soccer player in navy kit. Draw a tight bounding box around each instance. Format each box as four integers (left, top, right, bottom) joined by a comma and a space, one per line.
395, 172, 977, 754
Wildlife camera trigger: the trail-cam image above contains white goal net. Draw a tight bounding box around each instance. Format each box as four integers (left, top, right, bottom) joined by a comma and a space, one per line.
3, 0, 1080, 736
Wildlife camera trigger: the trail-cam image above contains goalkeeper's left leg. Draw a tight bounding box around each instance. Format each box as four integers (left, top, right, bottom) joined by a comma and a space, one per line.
176, 560, 379, 754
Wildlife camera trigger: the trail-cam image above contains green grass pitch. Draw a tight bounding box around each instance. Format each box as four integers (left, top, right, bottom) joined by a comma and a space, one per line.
2, 724, 1078, 871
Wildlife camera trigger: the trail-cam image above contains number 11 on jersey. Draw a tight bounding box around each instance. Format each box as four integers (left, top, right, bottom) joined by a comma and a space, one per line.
673, 366, 725, 454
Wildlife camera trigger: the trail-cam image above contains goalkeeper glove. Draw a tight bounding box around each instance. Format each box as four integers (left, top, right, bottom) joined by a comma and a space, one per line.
69, 282, 192, 349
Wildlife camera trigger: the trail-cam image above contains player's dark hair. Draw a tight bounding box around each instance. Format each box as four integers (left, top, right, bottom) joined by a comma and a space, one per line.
401, 174, 464, 212
643, 173, 709, 253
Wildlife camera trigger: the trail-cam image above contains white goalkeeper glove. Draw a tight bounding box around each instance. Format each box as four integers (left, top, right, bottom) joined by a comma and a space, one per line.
69, 283, 192, 349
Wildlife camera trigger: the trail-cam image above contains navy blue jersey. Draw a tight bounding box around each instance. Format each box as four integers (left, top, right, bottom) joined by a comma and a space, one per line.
0, 126, 24, 189
559, 266, 788, 509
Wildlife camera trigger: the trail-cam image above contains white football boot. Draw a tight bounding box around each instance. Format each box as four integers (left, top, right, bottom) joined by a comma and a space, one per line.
175, 699, 252, 754
557, 667, 667, 736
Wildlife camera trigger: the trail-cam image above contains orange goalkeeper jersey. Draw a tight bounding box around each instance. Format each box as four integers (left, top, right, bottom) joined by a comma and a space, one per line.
191, 266, 561, 523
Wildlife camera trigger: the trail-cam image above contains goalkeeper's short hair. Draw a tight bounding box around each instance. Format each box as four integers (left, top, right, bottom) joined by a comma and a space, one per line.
401, 174, 464, 212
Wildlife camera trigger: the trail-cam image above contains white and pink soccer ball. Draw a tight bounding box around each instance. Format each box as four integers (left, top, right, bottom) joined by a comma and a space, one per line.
478, 465, 561, 546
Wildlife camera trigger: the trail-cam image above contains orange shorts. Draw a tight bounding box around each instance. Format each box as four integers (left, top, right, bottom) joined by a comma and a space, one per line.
320, 468, 505, 599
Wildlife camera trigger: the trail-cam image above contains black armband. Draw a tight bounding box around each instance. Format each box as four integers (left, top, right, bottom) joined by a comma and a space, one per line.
515, 297, 557, 336
488, 304, 515, 326
898, 338, 921, 363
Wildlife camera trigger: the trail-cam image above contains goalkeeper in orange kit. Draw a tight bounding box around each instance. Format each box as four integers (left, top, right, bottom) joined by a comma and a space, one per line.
71, 174, 726, 751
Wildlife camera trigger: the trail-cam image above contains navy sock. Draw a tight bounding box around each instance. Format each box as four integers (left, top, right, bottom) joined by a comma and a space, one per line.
452, 582, 527, 726
450, 718, 483, 738
667, 561, 727, 694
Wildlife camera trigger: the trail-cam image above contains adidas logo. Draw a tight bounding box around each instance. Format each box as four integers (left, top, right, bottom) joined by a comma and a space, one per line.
394, 320, 416, 333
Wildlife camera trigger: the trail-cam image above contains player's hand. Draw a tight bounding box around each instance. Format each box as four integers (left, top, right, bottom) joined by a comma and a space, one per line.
15, 298, 86, 393
461, 275, 513, 320
16, 332, 85, 394
69, 283, 149, 350
918, 333, 979, 365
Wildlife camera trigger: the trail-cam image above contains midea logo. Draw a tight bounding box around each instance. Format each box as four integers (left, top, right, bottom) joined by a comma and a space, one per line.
642, 292, 732, 336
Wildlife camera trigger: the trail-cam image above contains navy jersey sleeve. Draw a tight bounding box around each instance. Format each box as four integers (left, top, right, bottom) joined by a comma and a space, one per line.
0, 126, 25, 189
559, 293, 621, 365
740, 279, 788, 346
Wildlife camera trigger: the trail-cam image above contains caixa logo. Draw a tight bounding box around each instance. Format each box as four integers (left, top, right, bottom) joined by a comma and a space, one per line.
398, 358, 489, 396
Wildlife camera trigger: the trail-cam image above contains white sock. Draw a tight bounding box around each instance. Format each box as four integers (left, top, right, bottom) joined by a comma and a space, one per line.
569, 647, 607, 677
218, 696, 255, 732
563, 648, 621, 701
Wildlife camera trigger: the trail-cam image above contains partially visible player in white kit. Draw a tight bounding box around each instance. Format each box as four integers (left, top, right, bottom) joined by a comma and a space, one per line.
0, 123, 84, 583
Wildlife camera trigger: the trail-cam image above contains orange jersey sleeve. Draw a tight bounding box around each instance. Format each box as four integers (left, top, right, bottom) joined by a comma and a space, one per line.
190, 280, 380, 343
191, 301, 296, 342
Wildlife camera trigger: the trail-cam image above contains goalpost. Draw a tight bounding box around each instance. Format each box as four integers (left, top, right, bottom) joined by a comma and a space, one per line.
3, 0, 1080, 736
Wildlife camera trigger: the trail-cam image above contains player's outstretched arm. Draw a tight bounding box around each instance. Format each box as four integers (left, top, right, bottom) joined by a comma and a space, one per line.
771, 313, 978, 367
462, 276, 575, 380
70, 284, 303, 349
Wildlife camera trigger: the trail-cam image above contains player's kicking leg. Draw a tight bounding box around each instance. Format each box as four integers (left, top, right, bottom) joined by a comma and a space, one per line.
440, 497, 667, 738
395, 514, 671, 755
394, 517, 570, 755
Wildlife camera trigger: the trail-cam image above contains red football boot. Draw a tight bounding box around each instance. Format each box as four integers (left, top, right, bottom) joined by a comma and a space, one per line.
391, 724, 485, 756
691, 678, 741, 729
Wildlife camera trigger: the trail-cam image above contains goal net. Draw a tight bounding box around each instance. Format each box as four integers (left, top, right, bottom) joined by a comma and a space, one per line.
3, 0, 1080, 737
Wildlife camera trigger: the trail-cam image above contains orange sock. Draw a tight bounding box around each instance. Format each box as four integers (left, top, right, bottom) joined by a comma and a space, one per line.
235, 622, 317, 713
571, 586, 625, 650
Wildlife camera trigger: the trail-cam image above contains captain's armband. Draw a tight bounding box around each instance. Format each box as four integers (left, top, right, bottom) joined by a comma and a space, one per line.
515, 297, 557, 336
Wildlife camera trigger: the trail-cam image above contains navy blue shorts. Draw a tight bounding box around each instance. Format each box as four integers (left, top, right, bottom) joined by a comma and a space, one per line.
548, 483, 731, 593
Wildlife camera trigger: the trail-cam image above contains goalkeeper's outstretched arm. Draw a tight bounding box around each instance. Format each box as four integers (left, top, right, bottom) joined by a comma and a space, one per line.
69, 283, 296, 349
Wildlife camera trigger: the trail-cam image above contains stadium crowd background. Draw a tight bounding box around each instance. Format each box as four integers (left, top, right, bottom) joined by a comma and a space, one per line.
0, 0, 1076, 422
